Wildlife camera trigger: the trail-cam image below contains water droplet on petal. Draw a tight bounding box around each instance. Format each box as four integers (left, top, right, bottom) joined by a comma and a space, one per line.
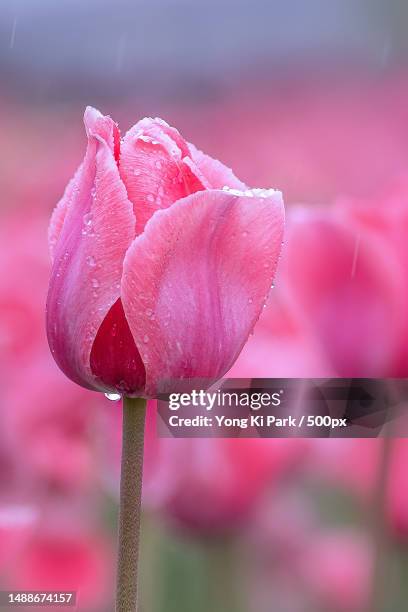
143, 334, 149, 343
83, 213, 93, 226
105, 392, 121, 401
92, 278, 99, 288
86, 255, 96, 267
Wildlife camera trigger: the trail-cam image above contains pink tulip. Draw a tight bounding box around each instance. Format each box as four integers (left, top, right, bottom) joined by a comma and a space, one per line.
46, 107, 284, 397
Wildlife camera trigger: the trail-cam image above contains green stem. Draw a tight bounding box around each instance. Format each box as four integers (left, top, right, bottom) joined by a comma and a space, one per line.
367, 432, 393, 612
206, 538, 244, 612
116, 396, 147, 612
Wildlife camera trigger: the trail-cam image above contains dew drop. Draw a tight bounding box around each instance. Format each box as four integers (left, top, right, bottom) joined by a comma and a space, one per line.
86, 255, 96, 267
248, 298, 253, 304
83, 212, 93, 226
92, 278, 100, 288
104, 392, 121, 401
145, 308, 153, 318
143, 334, 149, 343
155, 160, 162, 169
133, 168, 141, 176
138, 134, 151, 144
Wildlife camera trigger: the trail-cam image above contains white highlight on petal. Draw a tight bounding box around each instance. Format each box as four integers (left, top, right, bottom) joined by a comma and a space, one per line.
222, 185, 282, 199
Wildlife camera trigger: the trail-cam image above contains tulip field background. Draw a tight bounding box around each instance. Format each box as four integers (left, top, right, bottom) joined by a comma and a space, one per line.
1, 1, 408, 610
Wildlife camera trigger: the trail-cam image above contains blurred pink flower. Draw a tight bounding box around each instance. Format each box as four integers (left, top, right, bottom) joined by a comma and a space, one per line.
309, 438, 408, 541
248, 492, 373, 612
0, 213, 49, 372
308, 438, 380, 499
281, 203, 406, 377
3, 359, 104, 494
232, 190, 408, 378
143, 434, 305, 534
0, 505, 38, 573
6, 527, 113, 611
298, 529, 372, 612
0, 208, 111, 497
47, 107, 284, 397
174, 74, 408, 204
338, 180, 408, 374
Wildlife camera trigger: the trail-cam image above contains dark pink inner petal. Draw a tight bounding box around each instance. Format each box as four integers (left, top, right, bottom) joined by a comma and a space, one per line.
90, 299, 145, 395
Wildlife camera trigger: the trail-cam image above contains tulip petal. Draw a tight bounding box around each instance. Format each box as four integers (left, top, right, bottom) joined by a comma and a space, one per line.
121, 188, 284, 396
188, 143, 247, 190
90, 298, 145, 395
47, 107, 139, 392
120, 118, 210, 235
48, 164, 83, 262
48, 108, 121, 262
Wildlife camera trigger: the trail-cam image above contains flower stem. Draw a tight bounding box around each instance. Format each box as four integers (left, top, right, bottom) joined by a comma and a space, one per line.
116, 396, 147, 612
206, 538, 245, 612
367, 433, 393, 612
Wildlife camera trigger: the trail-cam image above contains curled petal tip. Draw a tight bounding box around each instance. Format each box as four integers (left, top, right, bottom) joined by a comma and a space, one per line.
83, 106, 103, 133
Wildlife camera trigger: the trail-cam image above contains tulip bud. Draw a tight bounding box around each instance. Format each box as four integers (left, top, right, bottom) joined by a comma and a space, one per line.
47, 107, 284, 397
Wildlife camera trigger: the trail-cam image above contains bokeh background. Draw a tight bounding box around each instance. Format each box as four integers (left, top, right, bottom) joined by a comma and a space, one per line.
1, 1, 408, 610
